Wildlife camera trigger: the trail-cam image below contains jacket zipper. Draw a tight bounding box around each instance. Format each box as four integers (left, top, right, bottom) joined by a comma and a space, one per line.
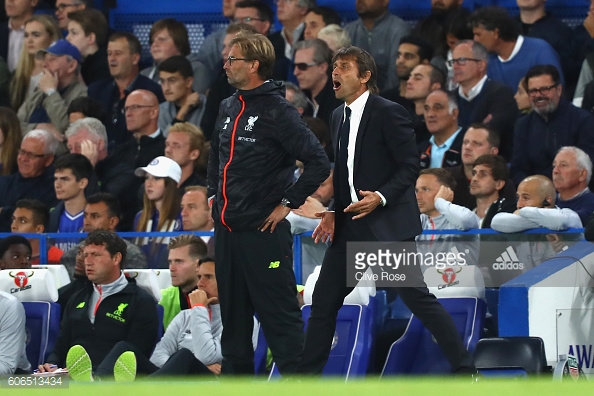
220, 95, 246, 231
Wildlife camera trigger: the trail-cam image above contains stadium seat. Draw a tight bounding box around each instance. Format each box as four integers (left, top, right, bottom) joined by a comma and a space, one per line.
381, 297, 487, 376
473, 336, 550, 377
22, 301, 61, 367
123, 269, 162, 301
254, 319, 268, 375
0, 269, 59, 302
423, 265, 485, 300
152, 269, 172, 290
32, 265, 71, 289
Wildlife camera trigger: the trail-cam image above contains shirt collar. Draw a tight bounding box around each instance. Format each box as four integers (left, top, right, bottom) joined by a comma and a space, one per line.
458, 75, 488, 101
429, 127, 462, 148
148, 128, 161, 138
8, 18, 25, 32
498, 35, 524, 63
345, 90, 370, 120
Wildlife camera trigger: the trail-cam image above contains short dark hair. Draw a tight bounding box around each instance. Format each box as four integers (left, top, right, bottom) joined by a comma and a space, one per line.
0, 236, 32, 258
84, 230, 127, 269
469, 6, 519, 42
109, 32, 142, 55
15, 199, 49, 228
399, 35, 434, 63
525, 64, 561, 87
198, 256, 215, 265
428, 64, 446, 87
444, 9, 473, 41
304, 116, 331, 148
332, 46, 378, 95
419, 168, 457, 190
158, 55, 194, 78
150, 18, 190, 56
67, 97, 107, 124
473, 154, 509, 183
467, 122, 500, 148
235, 0, 274, 23
53, 153, 93, 182
86, 192, 121, 220
307, 6, 341, 26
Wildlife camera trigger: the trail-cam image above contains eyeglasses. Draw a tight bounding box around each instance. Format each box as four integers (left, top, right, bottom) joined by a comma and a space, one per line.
18, 149, 46, 159
447, 57, 482, 67
232, 17, 265, 24
527, 84, 558, 96
55, 3, 78, 12
294, 62, 320, 71
226, 55, 250, 65
122, 105, 155, 114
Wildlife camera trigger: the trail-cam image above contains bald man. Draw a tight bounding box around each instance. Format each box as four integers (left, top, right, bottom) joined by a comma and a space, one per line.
491, 175, 582, 233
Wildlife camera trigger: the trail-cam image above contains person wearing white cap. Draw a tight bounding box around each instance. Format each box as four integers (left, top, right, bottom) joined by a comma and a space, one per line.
134, 156, 182, 269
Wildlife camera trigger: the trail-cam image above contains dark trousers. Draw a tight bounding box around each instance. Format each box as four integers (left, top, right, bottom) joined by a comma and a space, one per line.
215, 220, 303, 375
95, 341, 212, 379
297, 214, 475, 374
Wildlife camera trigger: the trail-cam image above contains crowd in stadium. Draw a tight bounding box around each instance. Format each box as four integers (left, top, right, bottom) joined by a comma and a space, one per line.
1, 0, 593, 382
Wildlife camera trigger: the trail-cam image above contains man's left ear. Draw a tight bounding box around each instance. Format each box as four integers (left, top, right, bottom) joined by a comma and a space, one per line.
361, 70, 371, 85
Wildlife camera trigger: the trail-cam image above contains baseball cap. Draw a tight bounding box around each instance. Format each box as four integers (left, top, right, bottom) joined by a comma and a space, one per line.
36, 39, 82, 63
135, 156, 181, 184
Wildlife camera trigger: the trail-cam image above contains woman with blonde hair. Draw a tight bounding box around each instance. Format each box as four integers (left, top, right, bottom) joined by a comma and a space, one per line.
134, 156, 182, 268
10, 15, 61, 110
0, 107, 22, 175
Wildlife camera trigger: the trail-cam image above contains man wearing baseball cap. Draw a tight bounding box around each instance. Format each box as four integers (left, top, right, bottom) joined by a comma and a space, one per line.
17, 39, 87, 140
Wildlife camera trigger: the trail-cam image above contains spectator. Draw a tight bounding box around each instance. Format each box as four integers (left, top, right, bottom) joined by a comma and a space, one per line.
470, 154, 516, 228
404, 63, 445, 144
412, 0, 467, 59
285, 81, 312, 115
381, 35, 433, 115
180, 187, 214, 254
66, 8, 110, 85
165, 122, 206, 190
37, 230, 159, 376
200, 23, 257, 140
17, 39, 86, 137
514, 76, 532, 114
293, 38, 341, 127
317, 24, 350, 53
469, 6, 563, 91
0, 235, 32, 269
552, 146, 594, 227
451, 123, 515, 210
134, 156, 182, 269
451, 40, 518, 160
0, 106, 22, 176
157, 56, 207, 135
345, 0, 410, 92
303, 6, 341, 40
158, 234, 207, 331
10, 15, 61, 111
419, 89, 463, 169
233, 0, 273, 35
0, 129, 59, 232
269, 0, 314, 81
510, 65, 594, 186
67, 96, 108, 124
443, 8, 474, 91
141, 18, 208, 95
492, 175, 581, 233
87, 32, 164, 148
54, 0, 87, 30
1, 0, 38, 73
0, 291, 30, 375
11, 199, 63, 265
60, 193, 148, 281
47, 153, 94, 251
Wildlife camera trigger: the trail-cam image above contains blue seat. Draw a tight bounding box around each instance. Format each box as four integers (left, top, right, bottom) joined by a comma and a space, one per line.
254, 321, 268, 375
22, 301, 61, 367
381, 297, 487, 376
270, 300, 376, 380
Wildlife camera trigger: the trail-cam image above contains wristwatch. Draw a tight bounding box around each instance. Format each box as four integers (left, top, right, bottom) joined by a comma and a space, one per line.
281, 198, 291, 208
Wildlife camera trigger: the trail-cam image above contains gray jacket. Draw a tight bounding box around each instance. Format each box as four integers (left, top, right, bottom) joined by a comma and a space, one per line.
0, 291, 30, 374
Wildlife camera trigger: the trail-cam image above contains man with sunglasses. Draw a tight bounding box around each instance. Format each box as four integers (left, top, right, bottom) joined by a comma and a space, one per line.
451, 40, 518, 161
0, 129, 59, 232
208, 31, 329, 375
293, 38, 342, 127
511, 64, 594, 188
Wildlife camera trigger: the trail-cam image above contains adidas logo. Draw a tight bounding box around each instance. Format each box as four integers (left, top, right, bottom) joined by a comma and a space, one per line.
492, 246, 525, 270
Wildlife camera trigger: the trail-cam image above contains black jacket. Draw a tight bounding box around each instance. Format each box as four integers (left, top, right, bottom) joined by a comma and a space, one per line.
418, 129, 464, 170
47, 277, 159, 369
207, 80, 330, 232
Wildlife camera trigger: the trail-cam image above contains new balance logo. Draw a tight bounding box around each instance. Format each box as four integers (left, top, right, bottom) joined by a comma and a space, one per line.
76, 302, 85, 309
492, 246, 524, 270
268, 261, 280, 269
245, 116, 258, 131
222, 117, 231, 130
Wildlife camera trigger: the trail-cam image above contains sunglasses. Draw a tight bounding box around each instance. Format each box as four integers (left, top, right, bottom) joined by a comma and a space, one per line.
294, 62, 320, 71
